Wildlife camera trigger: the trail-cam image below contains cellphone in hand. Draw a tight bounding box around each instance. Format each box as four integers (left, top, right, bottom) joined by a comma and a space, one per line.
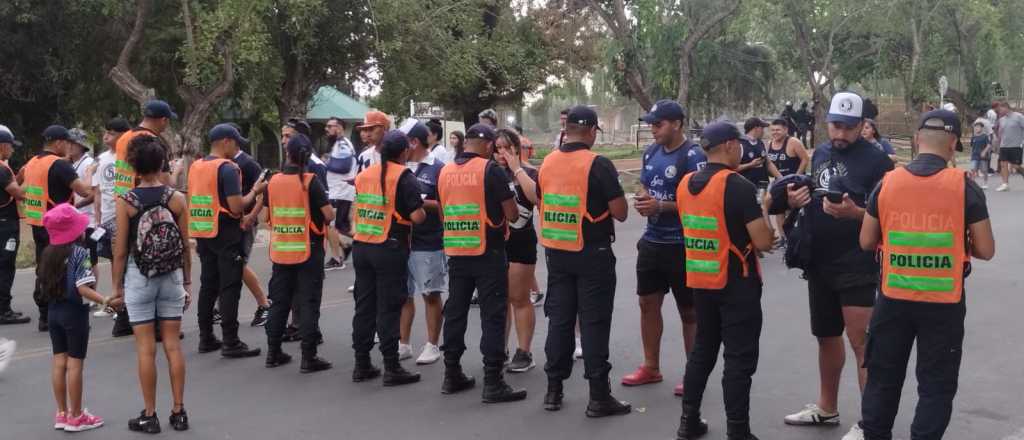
825, 191, 844, 203
260, 169, 272, 182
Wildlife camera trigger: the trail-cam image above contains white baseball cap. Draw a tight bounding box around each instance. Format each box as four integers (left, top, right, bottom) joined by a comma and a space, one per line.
826, 92, 864, 126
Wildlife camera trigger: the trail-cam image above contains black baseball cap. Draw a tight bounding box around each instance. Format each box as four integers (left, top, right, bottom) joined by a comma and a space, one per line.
640, 99, 685, 124
208, 123, 250, 146
918, 109, 963, 151
143, 100, 178, 120
405, 121, 430, 145
286, 118, 312, 136
743, 117, 769, 133
567, 105, 602, 131
382, 129, 411, 151
43, 125, 71, 142
0, 125, 18, 146
466, 123, 497, 141
105, 117, 131, 133
699, 121, 741, 150
286, 132, 313, 159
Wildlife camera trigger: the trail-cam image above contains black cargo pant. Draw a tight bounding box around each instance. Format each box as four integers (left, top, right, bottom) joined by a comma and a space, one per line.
681, 274, 763, 423
441, 248, 509, 365
351, 239, 408, 360
196, 239, 245, 344
0, 226, 18, 314
543, 245, 616, 383
31, 226, 50, 323
266, 241, 325, 356
861, 293, 966, 440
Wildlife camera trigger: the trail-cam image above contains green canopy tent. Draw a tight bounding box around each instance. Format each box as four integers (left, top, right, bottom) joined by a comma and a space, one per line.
306, 86, 370, 125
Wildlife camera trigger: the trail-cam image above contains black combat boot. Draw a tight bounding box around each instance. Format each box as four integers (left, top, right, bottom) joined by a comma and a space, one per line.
675, 403, 709, 439
382, 357, 421, 386
585, 378, 631, 418
264, 344, 292, 368
481, 361, 527, 403
441, 358, 476, 394
543, 380, 564, 411
352, 353, 381, 382
725, 419, 758, 440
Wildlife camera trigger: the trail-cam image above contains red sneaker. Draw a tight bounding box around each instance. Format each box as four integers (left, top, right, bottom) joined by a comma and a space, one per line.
674, 382, 684, 396
621, 366, 663, 386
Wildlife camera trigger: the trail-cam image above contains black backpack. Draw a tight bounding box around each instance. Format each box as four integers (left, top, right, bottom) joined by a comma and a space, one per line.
125, 187, 184, 278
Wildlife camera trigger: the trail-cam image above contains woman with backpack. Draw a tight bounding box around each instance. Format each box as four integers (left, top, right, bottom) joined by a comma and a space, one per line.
109, 135, 192, 433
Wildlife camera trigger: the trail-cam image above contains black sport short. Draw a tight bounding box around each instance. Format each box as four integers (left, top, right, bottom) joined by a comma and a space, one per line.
506, 228, 538, 265
332, 199, 353, 236
635, 239, 693, 307
1000, 147, 1023, 165
240, 229, 255, 262
807, 270, 877, 337
48, 306, 90, 359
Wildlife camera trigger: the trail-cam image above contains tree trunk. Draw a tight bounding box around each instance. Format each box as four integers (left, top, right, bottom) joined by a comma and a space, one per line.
811, 87, 827, 149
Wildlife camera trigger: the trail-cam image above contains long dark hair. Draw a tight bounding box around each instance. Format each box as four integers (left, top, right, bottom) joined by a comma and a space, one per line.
286, 136, 312, 192
864, 118, 881, 141
39, 242, 75, 302
451, 131, 465, 155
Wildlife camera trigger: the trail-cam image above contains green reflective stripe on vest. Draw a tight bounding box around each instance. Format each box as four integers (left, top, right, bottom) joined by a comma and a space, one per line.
356, 193, 386, 205
23, 210, 42, 220
190, 221, 213, 232
887, 231, 953, 248
543, 193, 580, 208
443, 203, 480, 217
541, 228, 577, 242
443, 236, 481, 248
114, 159, 133, 171
190, 195, 213, 206
114, 187, 128, 195
273, 207, 306, 218
272, 242, 307, 252
685, 259, 720, 274
682, 214, 718, 231
24, 185, 43, 196
886, 273, 955, 292
356, 223, 383, 235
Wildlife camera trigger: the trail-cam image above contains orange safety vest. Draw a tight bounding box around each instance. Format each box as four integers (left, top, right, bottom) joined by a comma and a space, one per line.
267, 173, 322, 264
114, 128, 156, 195
21, 154, 66, 226
677, 169, 755, 290
437, 157, 502, 256
878, 167, 967, 303
353, 162, 410, 244
187, 158, 239, 238
537, 149, 608, 251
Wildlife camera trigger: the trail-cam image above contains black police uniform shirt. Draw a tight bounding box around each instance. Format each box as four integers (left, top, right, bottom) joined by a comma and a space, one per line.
30, 152, 79, 234
738, 136, 769, 186
535, 142, 625, 246
866, 153, 989, 269
808, 137, 894, 273
685, 163, 764, 281
452, 152, 515, 251
263, 165, 330, 243
409, 156, 445, 252
378, 165, 424, 244
503, 166, 539, 232
0, 164, 19, 232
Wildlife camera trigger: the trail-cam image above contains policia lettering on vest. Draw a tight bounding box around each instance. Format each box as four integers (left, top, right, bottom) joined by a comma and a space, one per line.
535, 106, 633, 417
858, 110, 995, 440
674, 122, 774, 440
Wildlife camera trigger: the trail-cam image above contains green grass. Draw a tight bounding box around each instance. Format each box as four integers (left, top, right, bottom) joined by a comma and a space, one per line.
16, 226, 34, 269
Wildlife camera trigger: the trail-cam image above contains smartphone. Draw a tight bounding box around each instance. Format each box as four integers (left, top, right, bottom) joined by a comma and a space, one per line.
90, 227, 107, 242
825, 191, 844, 204
260, 169, 272, 182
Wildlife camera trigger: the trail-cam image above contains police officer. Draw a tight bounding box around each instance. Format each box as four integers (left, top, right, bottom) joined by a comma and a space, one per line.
538, 106, 630, 416
351, 130, 425, 386
114, 100, 176, 195
858, 110, 994, 440
0, 125, 27, 325
780, 92, 894, 440
19, 125, 92, 331
436, 123, 525, 403
624, 100, 706, 394
674, 122, 774, 440
189, 124, 266, 358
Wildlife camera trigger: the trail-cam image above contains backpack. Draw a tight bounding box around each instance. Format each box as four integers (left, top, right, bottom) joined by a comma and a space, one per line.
125, 187, 184, 278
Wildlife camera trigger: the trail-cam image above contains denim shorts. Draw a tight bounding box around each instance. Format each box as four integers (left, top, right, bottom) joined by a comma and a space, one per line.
124, 259, 186, 325
407, 250, 448, 296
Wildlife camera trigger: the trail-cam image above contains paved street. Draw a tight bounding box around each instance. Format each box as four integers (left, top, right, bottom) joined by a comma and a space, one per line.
2, 177, 1024, 440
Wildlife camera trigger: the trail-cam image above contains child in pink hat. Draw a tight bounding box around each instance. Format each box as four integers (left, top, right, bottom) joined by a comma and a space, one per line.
41, 203, 107, 432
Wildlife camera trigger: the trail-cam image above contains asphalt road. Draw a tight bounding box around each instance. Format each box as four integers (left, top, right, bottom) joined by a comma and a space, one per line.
2, 177, 1024, 440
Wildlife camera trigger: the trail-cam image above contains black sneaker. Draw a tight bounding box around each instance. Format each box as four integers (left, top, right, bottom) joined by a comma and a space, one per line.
300, 356, 333, 374
38, 319, 48, 332
324, 258, 344, 271
530, 291, 544, 306
0, 310, 30, 325
341, 246, 352, 263
585, 396, 632, 418
169, 409, 189, 431
211, 308, 222, 324
129, 410, 161, 434
197, 337, 223, 354
221, 341, 261, 358
250, 305, 270, 327
506, 349, 535, 373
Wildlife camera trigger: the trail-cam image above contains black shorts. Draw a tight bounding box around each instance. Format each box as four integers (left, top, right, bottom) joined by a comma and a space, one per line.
506, 228, 538, 265
332, 200, 353, 235
240, 229, 256, 262
807, 271, 877, 337
48, 305, 90, 359
1000, 147, 1023, 165
635, 239, 693, 307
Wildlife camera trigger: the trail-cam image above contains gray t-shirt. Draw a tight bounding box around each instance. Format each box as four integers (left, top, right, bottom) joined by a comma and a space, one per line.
998, 111, 1024, 150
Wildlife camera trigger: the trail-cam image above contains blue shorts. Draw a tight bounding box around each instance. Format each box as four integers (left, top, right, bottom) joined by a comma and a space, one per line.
124, 260, 186, 325
971, 158, 988, 171
407, 250, 447, 296
49, 304, 90, 359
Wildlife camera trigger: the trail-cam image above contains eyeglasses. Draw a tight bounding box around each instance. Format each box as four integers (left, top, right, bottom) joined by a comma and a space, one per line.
326, 124, 340, 128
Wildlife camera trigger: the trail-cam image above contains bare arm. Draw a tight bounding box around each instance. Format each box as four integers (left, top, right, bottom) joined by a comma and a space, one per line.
70, 178, 92, 198
320, 203, 336, 224
859, 212, 882, 251
408, 207, 427, 225
92, 185, 102, 225
608, 195, 628, 222
746, 217, 774, 252
171, 192, 193, 285
421, 200, 440, 213
501, 198, 519, 224
791, 140, 811, 174
4, 180, 24, 201
967, 218, 995, 260
77, 284, 107, 306
111, 197, 132, 299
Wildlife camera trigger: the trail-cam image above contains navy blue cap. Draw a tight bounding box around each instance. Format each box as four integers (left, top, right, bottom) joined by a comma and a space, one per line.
208, 123, 249, 146
105, 117, 131, 133
405, 121, 430, 144
382, 129, 411, 151
699, 121, 742, 150
144, 100, 178, 120
919, 109, 964, 151
567, 105, 602, 130
43, 125, 71, 142
0, 125, 15, 145
466, 123, 497, 141
285, 133, 312, 159
640, 99, 686, 124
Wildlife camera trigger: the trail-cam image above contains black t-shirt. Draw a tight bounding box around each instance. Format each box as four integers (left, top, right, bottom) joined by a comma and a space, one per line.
536, 143, 625, 245
233, 151, 263, 200
450, 153, 515, 250
196, 156, 243, 247
867, 153, 988, 227
686, 164, 763, 280
263, 166, 330, 240
738, 137, 769, 185
0, 164, 18, 229
383, 164, 425, 243
504, 166, 539, 232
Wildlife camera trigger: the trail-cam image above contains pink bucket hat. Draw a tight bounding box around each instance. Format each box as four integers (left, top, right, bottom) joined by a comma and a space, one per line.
43, 203, 90, 246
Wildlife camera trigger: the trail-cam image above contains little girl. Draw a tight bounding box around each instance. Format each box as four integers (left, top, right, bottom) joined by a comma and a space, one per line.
41, 203, 107, 432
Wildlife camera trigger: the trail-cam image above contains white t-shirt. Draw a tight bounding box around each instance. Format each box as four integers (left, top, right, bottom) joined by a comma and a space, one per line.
91, 150, 117, 226
326, 138, 357, 201
72, 153, 95, 219
430, 144, 450, 164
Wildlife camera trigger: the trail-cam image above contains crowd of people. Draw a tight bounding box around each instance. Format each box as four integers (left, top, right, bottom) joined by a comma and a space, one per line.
0, 90, 1009, 440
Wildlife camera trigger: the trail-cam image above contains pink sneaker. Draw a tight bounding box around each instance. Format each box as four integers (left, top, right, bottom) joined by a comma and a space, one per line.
64, 409, 104, 432
54, 411, 68, 430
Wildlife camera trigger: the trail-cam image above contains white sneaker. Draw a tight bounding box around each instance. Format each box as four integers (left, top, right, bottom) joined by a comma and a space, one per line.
92, 308, 113, 318
0, 338, 14, 375
981, 183, 988, 190
398, 343, 413, 360
416, 343, 441, 365
783, 404, 840, 425
347, 285, 355, 293
995, 183, 1009, 192
841, 423, 864, 440
573, 337, 583, 359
